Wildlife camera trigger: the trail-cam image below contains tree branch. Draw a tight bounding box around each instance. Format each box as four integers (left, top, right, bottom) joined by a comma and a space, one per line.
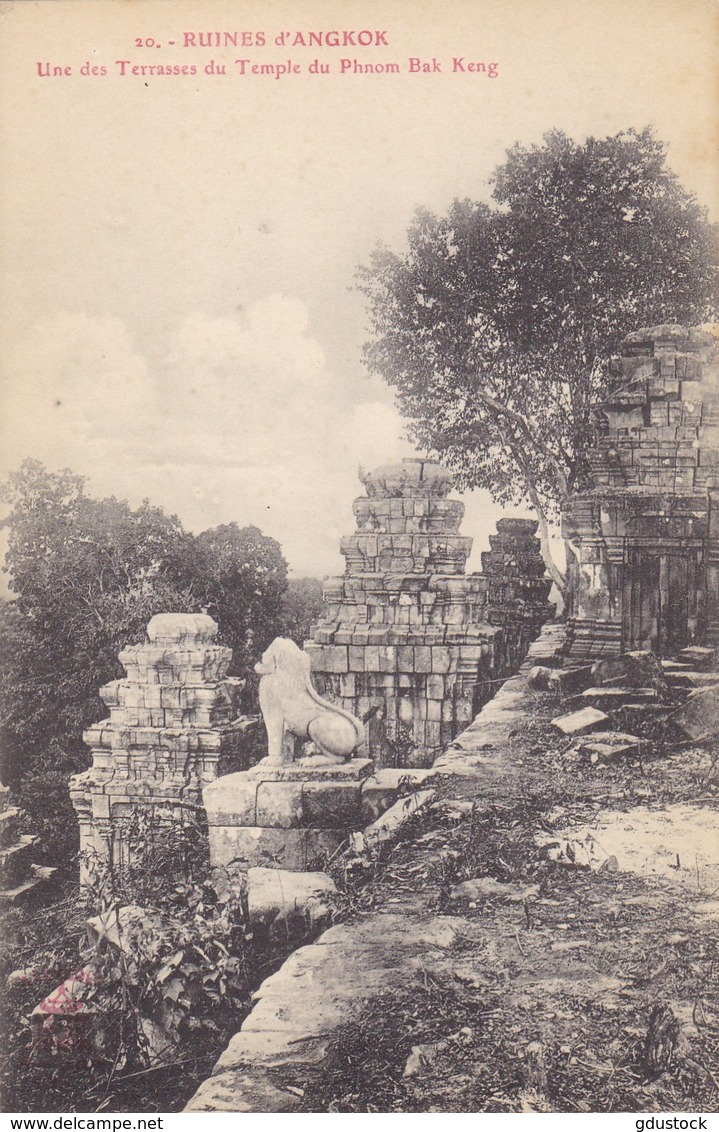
519, 467, 567, 600
487, 421, 567, 598
472, 384, 570, 499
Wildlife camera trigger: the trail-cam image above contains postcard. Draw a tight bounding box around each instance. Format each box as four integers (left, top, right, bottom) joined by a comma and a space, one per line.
0, 0, 717, 1118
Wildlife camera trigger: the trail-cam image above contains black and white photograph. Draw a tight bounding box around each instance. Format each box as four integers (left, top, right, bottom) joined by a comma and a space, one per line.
0, 0, 717, 1117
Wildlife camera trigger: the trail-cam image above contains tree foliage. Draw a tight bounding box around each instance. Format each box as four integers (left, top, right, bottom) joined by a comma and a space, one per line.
281, 576, 325, 645
358, 128, 719, 589
190, 523, 289, 680
0, 460, 287, 862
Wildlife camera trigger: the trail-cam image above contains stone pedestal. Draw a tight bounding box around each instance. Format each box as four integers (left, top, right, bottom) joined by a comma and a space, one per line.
70, 613, 252, 880
204, 758, 374, 871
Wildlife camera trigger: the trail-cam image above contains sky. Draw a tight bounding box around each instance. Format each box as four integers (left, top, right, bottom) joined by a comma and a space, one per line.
0, 0, 717, 579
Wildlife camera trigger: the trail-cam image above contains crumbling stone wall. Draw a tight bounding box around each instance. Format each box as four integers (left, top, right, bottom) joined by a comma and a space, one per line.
563, 325, 719, 659
306, 459, 553, 766
69, 614, 249, 879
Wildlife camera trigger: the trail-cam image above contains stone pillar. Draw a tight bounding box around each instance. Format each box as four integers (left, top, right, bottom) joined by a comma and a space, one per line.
307, 459, 553, 766
482, 517, 555, 668
69, 613, 250, 880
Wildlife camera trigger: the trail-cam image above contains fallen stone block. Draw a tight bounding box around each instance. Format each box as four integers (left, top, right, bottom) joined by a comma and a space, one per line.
669, 671, 719, 690
661, 660, 693, 673
669, 684, 719, 740
573, 731, 642, 764
528, 666, 555, 690
528, 665, 592, 693
246, 867, 337, 932
550, 666, 594, 693
362, 788, 436, 851
677, 646, 716, 669
592, 650, 666, 688
551, 707, 609, 735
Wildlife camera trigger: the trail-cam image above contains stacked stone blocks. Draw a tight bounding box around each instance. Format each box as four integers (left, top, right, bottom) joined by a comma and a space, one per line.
0, 783, 54, 904
204, 759, 375, 872
563, 325, 719, 658
70, 614, 250, 877
307, 460, 553, 765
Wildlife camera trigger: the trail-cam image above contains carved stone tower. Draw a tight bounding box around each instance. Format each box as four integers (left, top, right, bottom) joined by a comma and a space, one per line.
306, 458, 553, 765
562, 325, 719, 658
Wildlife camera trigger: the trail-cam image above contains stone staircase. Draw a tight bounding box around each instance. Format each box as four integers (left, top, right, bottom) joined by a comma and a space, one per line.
0, 784, 56, 907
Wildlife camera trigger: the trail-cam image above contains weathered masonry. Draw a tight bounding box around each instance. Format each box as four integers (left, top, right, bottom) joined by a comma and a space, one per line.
306, 459, 553, 766
563, 325, 719, 659
69, 614, 249, 879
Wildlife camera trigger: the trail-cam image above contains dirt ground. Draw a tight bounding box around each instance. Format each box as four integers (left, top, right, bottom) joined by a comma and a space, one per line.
287, 681, 719, 1113
5, 667, 719, 1114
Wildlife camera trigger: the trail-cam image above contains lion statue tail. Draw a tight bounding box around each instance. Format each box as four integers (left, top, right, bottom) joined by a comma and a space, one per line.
305, 677, 365, 747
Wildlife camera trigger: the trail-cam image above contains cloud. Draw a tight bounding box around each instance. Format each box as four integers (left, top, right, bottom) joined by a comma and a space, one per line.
3, 313, 153, 468
0, 297, 419, 576
0, 296, 535, 580
158, 298, 335, 463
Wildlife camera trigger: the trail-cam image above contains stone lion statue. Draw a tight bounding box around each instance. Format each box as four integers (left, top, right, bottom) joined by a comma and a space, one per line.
254, 637, 364, 766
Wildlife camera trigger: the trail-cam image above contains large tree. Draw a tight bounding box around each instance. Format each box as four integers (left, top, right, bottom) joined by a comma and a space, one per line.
358, 128, 719, 592
0, 460, 287, 862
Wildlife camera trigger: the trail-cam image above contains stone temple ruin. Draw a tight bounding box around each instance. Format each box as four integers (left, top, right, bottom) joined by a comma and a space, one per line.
69, 613, 250, 879
68, 327, 719, 880
35, 325, 719, 1113
563, 325, 719, 659
70, 462, 554, 875
306, 458, 554, 765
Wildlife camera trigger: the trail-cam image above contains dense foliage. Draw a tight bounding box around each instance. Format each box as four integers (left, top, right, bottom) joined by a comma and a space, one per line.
0, 809, 298, 1113
358, 128, 719, 589
0, 459, 288, 863
281, 576, 325, 644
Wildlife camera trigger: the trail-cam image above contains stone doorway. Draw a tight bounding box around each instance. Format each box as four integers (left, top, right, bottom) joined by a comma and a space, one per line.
622, 548, 704, 654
